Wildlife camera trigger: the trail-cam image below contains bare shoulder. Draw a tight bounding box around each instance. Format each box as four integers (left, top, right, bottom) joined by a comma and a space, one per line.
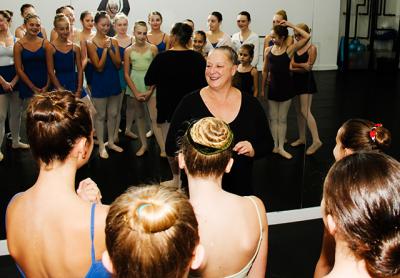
149, 43, 158, 56
73, 43, 81, 52
251, 67, 258, 75
246, 196, 267, 225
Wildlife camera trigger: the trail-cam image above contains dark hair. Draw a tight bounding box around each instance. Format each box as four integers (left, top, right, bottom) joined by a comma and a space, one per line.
80, 10, 92, 21
20, 4, 34, 15
26, 90, 93, 165
339, 119, 391, 152
272, 25, 288, 39
194, 30, 206, 42
214, 45, 239, 65
0, 10, 13, 23
185, 18, 194, 24
180, 117, 233, 178
170, 22, 193, 46
323, 152, 400, 277
148, 11, 162, 21
238, 11, 251, 21
134, 21, 147, 30
106, 185, 199, 278
240, 44, 255, 58
94, 11, 109, 24
23, 13, 40, 25
66, 5, 74, 10
56, 6, 66, 15
211, 11, 223, 22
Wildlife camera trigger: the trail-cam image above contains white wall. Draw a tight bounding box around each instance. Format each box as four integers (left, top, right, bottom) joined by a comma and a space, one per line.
4, 0, 340, 70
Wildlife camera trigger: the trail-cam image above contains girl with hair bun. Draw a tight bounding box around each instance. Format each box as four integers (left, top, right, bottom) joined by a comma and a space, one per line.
147, 11, 170, 52
263, 9, 293, 52
314, 118, 392, 278
178, 117, 268, 277
6, 90, 110, 277
321, 152, 400, 278
103, 185, 204, 278
232, 11, 260, 67
87, 11, 122, 159
50, 6, 79, 43
14, 14, 50, 100
232, 43, 259, 97
0, 10, 29, 161
204, 11, 232, 55
46, 14, 85, 98
15, 4, 47, 39
290, 23, 322, 155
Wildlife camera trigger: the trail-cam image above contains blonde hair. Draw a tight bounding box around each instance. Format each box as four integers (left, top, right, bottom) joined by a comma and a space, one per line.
113, 12, 127, 24
105, 185, 199, 278
53, 13, 69, 28
180, 117, 234, 178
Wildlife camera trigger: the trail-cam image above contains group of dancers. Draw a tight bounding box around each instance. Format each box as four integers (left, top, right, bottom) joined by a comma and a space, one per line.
0, 5, 323, 164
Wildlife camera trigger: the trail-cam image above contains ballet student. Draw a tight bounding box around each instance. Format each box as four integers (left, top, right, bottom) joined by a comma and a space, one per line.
147, 11, 170, 53
6, 90, 110, 277
290, 23, 322, 155
113, 13, 132, 144
231, 11, 259, 67
263, 9, 293, 51
79, 11, 95, 93
46, 14, 84, 98
232, 44, 259, 97
320, 152, 400, 278
50, 6, 79, 43
0, 10, 29, 162
124, 21, 165, 157
14, 14, 49, 101
15, 4, 47, 39
87, 11, 122, 159
192, 30, 207, 58
261, 21, 310, 159
103, 185, 203, 278
204, 11, 232, 55
178, 117, 268, 277
314, 119, 391, 278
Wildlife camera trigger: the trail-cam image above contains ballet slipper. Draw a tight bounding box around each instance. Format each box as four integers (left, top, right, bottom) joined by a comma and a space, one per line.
0, 152, 4, 162
136, 146, 148, 156
108, 143, 123, 153
125, 130, 138, 139
278, 149, 293, 159
99, 148, 109, 159
146, 130, 153, 138
160, 151, 167, 158
306, 141, 323, 155
290, 139, 306, 147
272, 147, 279, 153
12, 142, 30, 149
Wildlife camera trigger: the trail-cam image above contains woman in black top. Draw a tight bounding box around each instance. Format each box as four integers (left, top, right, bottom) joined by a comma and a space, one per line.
166, 46, 273, 195
145, 22, 207, 185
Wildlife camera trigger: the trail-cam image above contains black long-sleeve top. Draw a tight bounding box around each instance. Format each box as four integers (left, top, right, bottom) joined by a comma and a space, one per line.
166, 90, 273, 195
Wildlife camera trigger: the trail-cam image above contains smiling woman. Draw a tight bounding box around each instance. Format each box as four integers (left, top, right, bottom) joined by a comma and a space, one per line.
166, 46, 273, 195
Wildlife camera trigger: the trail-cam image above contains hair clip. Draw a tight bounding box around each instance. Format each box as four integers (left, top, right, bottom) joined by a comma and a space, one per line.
369, 123, 382, 142
137, 203, 152, 217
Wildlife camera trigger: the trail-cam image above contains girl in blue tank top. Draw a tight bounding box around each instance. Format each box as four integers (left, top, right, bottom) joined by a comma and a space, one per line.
113, 13, 133, 144
147, 11, 170, 53
46, 14, 86, 98
14, 14, 49, 100
87, 11, 122, 159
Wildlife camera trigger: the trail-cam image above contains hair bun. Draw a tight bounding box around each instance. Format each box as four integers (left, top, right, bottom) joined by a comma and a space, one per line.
135, 201, 177, 234
375, 126, 391, 150
6, 10, 13, 18
366, 231, 400, 277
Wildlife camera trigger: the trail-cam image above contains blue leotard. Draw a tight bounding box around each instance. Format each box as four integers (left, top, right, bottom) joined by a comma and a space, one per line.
53, 45, 87, 98
85, 203, 111, 278
148, 33, 167, 53
91, 43, 121, 98
18, 40, 48, 99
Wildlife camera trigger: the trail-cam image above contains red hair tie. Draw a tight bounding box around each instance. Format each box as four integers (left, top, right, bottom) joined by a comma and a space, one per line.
369, 123, 382, 142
